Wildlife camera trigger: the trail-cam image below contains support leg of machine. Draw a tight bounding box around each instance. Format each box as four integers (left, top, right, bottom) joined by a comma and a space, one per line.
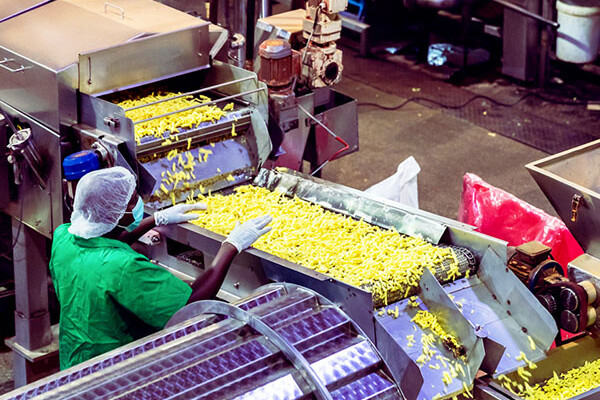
9, 219, 56, 387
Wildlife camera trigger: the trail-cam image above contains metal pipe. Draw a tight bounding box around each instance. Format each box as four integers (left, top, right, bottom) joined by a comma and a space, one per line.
538, 0, 553, 86
132, 87, 265, 125
298, 104, 338, 139
491, 0, 559, 28
209, 0, 219, 24
123, 76, 256, 111
246, 0, 256, 65
259, 0, 270, 18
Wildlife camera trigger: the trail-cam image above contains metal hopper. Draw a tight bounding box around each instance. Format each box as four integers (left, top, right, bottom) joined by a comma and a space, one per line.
525, 139, 600, 259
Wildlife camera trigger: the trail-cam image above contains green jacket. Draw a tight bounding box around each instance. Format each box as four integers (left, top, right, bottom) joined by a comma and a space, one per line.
49, 224, 192, 370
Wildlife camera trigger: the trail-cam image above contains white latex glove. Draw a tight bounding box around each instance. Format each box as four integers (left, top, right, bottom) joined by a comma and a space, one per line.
154, 203, 207, 226
224, 215, 273, 253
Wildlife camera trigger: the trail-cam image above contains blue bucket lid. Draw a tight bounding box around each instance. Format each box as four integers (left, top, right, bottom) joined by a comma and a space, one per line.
62, 150, 100, 181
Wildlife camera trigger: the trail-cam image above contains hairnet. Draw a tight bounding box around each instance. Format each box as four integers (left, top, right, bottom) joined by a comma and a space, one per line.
68, 166, 137, 239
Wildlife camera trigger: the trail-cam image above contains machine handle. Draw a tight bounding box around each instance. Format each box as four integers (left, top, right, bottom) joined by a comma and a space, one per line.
571, 194, 583, 222
0, 58, 32, 73
104, 2, 124, 19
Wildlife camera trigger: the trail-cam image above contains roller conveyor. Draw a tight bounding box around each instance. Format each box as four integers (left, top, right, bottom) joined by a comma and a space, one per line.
2, 284, 403, 400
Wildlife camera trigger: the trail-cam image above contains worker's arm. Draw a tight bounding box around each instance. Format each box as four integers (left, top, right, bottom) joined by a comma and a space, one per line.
119, 204, 207, 245
187, 215, 273, 304
118, 215, 157, 244
187, 242, 238, 303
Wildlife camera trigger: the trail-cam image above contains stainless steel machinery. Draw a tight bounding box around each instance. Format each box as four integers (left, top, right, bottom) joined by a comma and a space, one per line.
0, 163, 560, 399
137, 167, 558, 400
0, 283, 405, 400
253, 3, 359, 173
0, 0, 264, 385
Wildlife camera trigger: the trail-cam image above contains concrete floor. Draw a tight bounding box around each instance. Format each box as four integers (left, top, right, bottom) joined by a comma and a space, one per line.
0, 348, 12, 394
321, 47, 556, 220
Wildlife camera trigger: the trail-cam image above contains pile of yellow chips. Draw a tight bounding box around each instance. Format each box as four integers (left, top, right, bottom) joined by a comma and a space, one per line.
189, 185, 459, 306
115, 91, 232, 143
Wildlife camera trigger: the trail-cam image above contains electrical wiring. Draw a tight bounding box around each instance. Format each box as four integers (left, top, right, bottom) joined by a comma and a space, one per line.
0, 183, 24, 261
356, 91, 588, 111
297, 104, 350, 176
291, 2, 325, 93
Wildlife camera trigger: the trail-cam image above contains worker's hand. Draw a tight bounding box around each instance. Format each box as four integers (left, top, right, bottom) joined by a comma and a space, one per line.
154, 203, 207, 226
224, 215, 273, 253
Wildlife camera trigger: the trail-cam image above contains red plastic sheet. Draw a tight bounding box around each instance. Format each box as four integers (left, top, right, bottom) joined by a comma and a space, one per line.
458, 173, 584, 269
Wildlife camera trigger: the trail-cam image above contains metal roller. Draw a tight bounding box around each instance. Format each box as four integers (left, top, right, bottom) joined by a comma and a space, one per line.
361, 244, 478, 307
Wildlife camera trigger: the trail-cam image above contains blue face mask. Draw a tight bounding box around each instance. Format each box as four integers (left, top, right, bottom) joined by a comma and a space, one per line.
120, 196, 144, 232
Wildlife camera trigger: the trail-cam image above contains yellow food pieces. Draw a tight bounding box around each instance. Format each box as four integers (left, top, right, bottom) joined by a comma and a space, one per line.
412, 310, 465, 360
516, 351, 537, 370
527, 335, 536, 351
198, 148, 213, 163
188, 185, 459, 306
499, 356, 600, 400
462, 381, 473, 398
387, 306, 399, 319
115, 91, 230, 140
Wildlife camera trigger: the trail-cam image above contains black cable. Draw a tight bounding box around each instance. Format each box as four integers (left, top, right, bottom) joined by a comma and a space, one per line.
357, 91, 588, 111
0, 182, 24, 260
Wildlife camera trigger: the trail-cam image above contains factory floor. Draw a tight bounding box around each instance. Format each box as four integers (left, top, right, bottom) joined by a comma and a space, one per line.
322, 48, 560, 219
0, 41, 598, 399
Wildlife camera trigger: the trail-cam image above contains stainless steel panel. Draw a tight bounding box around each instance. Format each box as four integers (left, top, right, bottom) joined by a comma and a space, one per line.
477, 248, 558, 355
79, 24, 211, 95
273, 92, 314, 170
311, 89, 358, 165
444, 268, 556, 376
64, 0, 204, 33
374, 296, 478, 400
0, 101, 63, 238
526, 139, 600, 258
0, 0, 51, 23
0, 46, 78, 132
446, 274, 550, 375
420, 268, 482, 365
374, 318, 423, 400
0, 1, 142, 71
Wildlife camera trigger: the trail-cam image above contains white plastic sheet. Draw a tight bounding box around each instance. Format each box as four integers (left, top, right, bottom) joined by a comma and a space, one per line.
365, 156, 421, 208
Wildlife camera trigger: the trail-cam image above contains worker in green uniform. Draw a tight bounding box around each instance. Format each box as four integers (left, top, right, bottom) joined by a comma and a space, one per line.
50, 166, 272, 370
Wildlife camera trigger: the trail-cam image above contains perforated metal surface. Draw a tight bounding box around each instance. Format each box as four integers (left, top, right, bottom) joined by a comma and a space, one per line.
3, 284, 403, 400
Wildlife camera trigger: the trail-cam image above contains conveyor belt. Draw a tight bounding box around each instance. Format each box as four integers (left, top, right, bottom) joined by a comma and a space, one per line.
4, 284, 403, 400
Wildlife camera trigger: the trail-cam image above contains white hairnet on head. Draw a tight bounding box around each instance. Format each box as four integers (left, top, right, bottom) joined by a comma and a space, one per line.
68, 166, 137, 239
